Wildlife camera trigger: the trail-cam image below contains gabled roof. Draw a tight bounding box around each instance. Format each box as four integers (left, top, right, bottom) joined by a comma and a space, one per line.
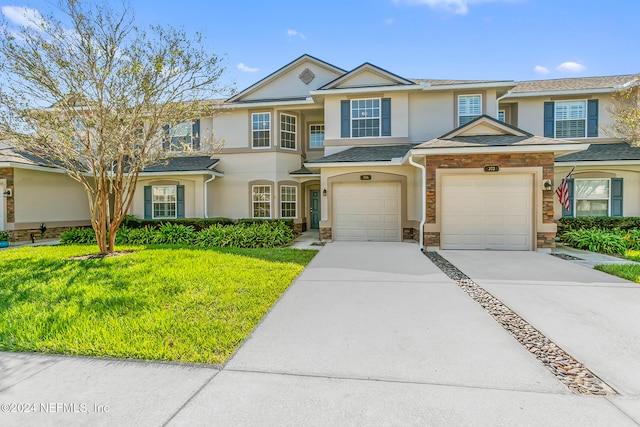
0, 147, 77, 170
227, 54, 346, 103
319, 63, 415, 90
142, 156, 220, 172
510, 74, 637, 95
413, 115, 584, 151
555, 142, 640, 162
306, 144, 416, 164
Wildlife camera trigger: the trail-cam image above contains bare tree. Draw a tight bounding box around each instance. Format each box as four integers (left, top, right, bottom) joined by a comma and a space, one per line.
0, 0, 229, 254
607, 76, 640, 145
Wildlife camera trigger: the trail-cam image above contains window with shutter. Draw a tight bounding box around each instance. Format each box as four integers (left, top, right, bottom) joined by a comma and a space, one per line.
555, 101, 586, 139
458, 94, 482, 126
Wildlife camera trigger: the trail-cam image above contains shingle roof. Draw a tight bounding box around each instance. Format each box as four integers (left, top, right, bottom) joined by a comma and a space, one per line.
556, 142, 640, 162
511, 75, 637, 94
0, 147, 70, 169
289, 166, 316, 175
306, 144, 416, 163
142, 156, 219, 172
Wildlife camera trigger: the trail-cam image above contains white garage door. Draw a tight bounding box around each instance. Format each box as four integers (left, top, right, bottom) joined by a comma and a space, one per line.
441, 174, 532, 250
333, 182, 401, 241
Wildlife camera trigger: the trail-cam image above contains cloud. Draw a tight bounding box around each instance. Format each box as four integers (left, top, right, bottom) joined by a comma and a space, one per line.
287, 29, 306, 40
557, 61, 586, 73
1, 6, 46, 30
534, 65, 549, 75
397, 0, 512, 15
384, 18, 395, 25
237, 63, 259, 73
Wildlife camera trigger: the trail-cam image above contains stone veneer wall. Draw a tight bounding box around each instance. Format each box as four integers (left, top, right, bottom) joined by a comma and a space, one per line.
0, 167, 15, 223
424, 152, 556, 249
9, 226, 80, 242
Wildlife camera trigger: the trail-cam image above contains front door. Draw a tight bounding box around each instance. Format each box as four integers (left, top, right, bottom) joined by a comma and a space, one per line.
310, 190, 320, 229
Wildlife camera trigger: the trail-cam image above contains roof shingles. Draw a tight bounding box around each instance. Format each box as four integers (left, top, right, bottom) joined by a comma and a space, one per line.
306, 144, 415, 164
511, 75, 637, 94
556, 143, 640, 162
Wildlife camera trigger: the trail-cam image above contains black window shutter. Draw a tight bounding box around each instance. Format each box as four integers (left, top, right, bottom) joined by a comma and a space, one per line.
177, 185, 185, 218
544, 102, 555, 138
611, 178, 623, 217
162, 125, 170, 151
381, 98, 391, 137
340, 100, 350, 138
192, 119, 200, 150
144, 186, 152, 219
562, 178, 574, 217
587, 99, 599, 137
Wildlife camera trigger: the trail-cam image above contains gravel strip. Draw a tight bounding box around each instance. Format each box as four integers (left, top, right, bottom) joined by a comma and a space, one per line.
424, 251, 618, 396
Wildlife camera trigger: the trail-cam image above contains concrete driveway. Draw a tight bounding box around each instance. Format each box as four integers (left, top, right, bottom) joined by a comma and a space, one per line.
1, 243, 639, 426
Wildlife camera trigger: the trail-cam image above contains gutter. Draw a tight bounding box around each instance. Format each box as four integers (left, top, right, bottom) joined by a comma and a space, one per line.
407, 154, 426, 251
203, 175, 216, 218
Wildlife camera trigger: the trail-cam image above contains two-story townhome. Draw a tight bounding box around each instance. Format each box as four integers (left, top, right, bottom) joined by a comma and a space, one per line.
1, 54, 637, 252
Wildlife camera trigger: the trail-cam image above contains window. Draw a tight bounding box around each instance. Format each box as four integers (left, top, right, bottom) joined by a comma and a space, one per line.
280, 186, 297, 218
153, 186, 177, 219
280, 114, 296, 150
309, 124, 324, 149
555, 100, 586, 139
170, 121, 192, 152
498, 110, 506, 123
252, 113, 271, 148
575, 179, 609, 217
351, 98, 380, 137
458, 94, 482, 126
252, 185, 271, 218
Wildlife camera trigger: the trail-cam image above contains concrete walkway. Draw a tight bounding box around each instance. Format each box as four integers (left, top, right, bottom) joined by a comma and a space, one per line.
1, 242, 639, 426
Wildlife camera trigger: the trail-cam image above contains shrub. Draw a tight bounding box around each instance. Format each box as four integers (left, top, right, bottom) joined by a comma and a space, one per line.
60, 227, 96, 244
125, 226, 158, 245
558, 217, 640, 235
153, 223, 196, 245
236, 218, 295, 230
0, 230, 9, 241
121, 215, 235, 231
561, 228, 627, 255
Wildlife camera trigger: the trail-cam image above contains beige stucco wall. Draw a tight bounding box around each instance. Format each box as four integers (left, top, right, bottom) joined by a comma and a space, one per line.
408, 91, 455, 142
319, 165, 420, 229
211, 110, 250, 149
208, 152, 302, 219
335, 71, 397, 89
12, 168, 90, 226
554, 165, 640, 219
241, 62, 342, 101
514, 94, 616, 140
130, 174, 208, 219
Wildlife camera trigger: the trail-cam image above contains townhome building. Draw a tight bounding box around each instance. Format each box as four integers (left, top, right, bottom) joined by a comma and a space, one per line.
1, 54, 637, 251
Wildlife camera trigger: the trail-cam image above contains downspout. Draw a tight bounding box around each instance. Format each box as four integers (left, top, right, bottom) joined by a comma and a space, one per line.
408, 154, 426, 251
496, 90, 511, 118
203, 174, 215, 218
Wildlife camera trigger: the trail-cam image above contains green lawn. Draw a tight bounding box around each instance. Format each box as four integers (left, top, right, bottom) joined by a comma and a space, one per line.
594, 250, 640, 283
0, 245, 316, 364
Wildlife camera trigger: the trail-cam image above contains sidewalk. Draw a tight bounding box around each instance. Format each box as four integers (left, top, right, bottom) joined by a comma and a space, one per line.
552, 243, 640, 269
0, 238, 60, 250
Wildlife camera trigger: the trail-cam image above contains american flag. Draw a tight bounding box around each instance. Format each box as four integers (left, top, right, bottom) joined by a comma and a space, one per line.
556, 178, 570, 211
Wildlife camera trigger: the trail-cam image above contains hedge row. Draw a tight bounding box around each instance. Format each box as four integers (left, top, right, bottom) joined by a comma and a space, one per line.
120, 215, 294, 231
557, 217, 640, 235
560, 228, 640, 255
61, 221, 296, 249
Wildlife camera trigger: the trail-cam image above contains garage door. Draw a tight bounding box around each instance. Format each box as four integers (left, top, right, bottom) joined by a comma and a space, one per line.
441, 174, 532, 250
333, 182, 401, 241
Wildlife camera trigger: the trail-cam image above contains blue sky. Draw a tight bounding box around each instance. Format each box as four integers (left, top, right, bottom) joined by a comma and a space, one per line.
3, 0, 639, 95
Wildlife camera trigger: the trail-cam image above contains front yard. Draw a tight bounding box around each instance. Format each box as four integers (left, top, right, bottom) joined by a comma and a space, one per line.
0, 245, 316, 364
595, 250, 640, 283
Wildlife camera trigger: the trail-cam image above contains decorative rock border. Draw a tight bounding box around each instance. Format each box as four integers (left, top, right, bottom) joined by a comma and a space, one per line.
424, 251, 618, 396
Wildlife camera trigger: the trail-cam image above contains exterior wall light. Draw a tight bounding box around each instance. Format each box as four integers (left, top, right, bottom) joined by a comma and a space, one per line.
543, 179, 553, 191
322, 189, 327, 196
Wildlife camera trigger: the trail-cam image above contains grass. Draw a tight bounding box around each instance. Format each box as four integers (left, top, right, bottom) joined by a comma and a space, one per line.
0, 245, 316, 364
594, 250, 640, 283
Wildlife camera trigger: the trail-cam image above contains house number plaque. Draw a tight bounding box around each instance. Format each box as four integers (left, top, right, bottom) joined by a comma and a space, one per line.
484, 165, 500, 172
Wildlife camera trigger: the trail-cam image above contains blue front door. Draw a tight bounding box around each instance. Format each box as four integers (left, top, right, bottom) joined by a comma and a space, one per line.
310, 190, 320, 229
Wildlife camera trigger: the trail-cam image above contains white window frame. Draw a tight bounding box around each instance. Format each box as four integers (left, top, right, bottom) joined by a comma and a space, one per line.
498, 109, 506, 123
458, 94, 482, 126
574, 178, 611, 217
252, 185, 272, 218
280, 185, 297, 219
309, 124, 325, 149
169, 121, 193, 152
555, 100, 587, 139
351, 98, 381, 138
280, 113, 297, 150
252, 112, 271, 149
152, 185, 178, 219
